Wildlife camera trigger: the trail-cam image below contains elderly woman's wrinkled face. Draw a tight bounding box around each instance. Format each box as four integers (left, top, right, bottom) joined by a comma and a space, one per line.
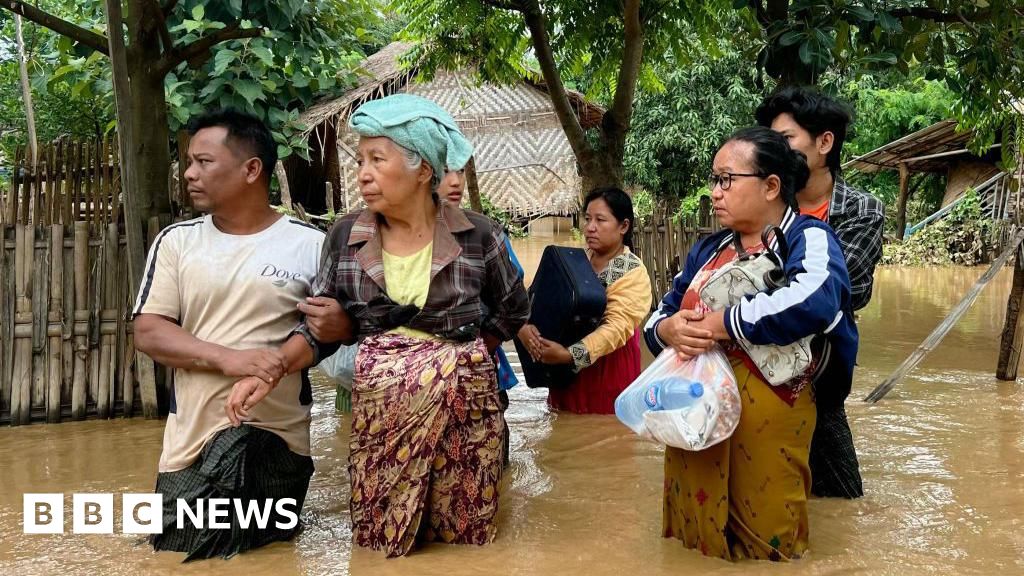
356, 136, 432, 214
710, 140, 781, 233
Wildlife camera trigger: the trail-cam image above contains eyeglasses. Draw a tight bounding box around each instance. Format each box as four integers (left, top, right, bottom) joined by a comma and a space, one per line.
708, 171, 767, 191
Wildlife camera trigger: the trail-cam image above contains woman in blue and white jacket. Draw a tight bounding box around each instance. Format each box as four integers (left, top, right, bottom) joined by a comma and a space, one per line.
643, 127, 858, 561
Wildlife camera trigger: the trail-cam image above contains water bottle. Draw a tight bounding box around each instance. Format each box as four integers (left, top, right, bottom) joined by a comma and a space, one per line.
645, 379, 704, 411
615, 377, 705, 434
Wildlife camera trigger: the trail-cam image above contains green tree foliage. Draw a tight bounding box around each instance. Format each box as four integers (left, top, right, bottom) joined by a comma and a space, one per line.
1, 0, 373, 223
623, 38, 764, 200
840, 75, 958, 232
722, 0, 1023, 146
393, 0, 724, 189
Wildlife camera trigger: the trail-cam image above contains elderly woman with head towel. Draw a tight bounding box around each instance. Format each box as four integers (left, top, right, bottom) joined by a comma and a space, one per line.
303, 94, 529, 557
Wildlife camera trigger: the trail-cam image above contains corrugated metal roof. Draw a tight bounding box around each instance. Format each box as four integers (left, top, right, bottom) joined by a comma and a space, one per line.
843, 120, 974, 174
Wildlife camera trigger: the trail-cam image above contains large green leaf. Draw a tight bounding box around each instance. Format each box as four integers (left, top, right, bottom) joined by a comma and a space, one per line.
233, 80, 266, 105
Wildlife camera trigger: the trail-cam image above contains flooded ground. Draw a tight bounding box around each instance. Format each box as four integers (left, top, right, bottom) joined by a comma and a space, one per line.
1, 229, 1021, 576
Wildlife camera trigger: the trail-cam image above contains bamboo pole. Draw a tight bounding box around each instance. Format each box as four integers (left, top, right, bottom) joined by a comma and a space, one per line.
32, 223, 49, 413
0, 224, 8, 418
46, 224, 63, 422
48, 142, 61, 225
114, 233, 127, 416
12, 224, 34, 425
135, 216, 163, 419
71, 221, 89, 419
465, 155, 483, 212
109, 138, 121, 226
89, 226, 102, 410
97, 224, 118, 418
866, 228, 1024, 402
997, 244, 1024, 380
0, 222, 5, 414
20, 151, 32, 224
61, 231, 74, 416
62, 141, 74, 226
14, 15, 38, 166
32, 145, 43, 225
121, 248, 135, 417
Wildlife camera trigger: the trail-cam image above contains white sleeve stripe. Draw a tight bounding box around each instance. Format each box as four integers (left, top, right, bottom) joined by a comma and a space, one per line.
737, 227, 831, 325
824, 310, 844, 333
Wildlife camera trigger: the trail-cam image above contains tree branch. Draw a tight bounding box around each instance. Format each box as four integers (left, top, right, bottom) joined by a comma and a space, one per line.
480, 0, 524, 11
150, 0, 174, 53
0, 0, 109, 55
162, 0, 180, 17
520, 1, 593, 166
158, 21, 263, 75
608, 0, 643, 133
890, 7, 990, 24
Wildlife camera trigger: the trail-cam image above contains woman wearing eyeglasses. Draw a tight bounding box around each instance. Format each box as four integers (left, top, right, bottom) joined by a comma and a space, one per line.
642, 127, 858, 561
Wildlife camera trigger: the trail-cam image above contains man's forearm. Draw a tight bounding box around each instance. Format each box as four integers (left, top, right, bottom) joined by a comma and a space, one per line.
280, 333, 316, 375
133, 315, 226, 371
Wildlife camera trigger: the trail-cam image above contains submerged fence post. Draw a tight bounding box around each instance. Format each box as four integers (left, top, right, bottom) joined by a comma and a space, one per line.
71, 221, 89, 420
12, 224, 34, 425
997, 243, 1024, 380
46, 224, 63, 423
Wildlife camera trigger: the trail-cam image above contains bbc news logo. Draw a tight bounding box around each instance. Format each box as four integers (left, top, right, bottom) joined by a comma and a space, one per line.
23, 494, 298, 534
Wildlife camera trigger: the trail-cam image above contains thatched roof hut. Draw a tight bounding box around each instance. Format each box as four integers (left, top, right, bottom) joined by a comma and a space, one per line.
284, 42, 604, 218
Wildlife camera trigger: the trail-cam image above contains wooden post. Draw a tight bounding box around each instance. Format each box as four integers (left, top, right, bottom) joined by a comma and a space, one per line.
0, 223, 6, 417
325, 182, 335, 215
32, 224, 49, 413
61, 229, 75, 417
895, 162, 911, 241
867, 228, 1024, 402
119, 248, 134, 418
71, 221, 89, 420
12, 224, 34, 425
46, 224, 63, 422
276, 162, 292, 208
134, 216, 162, 419
20, 151, 32, 224
97, 224, 117, 418
997, 244, 1024, 380
465, 155, 483, 212
89, 226, 102, 409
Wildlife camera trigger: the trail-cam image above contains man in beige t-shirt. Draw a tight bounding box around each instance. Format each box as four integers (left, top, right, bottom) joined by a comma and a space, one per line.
133, 109, 351, 560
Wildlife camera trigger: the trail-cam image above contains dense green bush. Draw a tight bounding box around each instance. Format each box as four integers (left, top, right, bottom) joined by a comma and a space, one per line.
881, 190, 996, 266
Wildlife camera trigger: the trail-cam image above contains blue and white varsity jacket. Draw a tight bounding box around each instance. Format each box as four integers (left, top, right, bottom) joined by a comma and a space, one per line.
643, 206, 859, 409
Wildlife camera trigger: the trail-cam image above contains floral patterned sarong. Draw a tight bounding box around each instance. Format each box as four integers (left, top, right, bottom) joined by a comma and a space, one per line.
350, 332, 504, 557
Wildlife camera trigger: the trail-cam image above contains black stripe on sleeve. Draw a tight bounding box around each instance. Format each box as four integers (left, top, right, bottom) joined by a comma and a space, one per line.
132, 220, 202, 317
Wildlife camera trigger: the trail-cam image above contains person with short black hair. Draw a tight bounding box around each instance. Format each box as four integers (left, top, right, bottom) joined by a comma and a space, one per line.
132, 108, 351, 560
756, 86, 882, 499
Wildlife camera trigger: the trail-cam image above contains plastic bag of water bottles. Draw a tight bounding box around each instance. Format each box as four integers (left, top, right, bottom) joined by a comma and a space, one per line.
615, 345, 740, 451
316, 344, 358, 391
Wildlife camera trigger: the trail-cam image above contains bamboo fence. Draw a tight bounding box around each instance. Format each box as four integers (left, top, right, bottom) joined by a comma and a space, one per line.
0, 138, 160, 425
632, 196, 721, 306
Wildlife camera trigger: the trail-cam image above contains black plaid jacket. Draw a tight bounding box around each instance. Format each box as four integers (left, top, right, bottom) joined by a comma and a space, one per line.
829, 177, 884, 311
295, 201, 529, 363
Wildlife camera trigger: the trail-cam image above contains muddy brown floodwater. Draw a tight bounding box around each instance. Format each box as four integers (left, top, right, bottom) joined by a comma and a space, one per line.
1, 229, 1022, 576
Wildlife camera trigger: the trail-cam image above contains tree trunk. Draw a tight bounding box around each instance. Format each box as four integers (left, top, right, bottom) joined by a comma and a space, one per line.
895, 162, 911, 240
127, 73, 173, 223
14, 15, 38, 166
465, 155, 483, 212
997, 245, 1024, 380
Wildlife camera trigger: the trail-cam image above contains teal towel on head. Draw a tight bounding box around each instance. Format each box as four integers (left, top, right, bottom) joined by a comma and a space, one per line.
349, 94, 473, 185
